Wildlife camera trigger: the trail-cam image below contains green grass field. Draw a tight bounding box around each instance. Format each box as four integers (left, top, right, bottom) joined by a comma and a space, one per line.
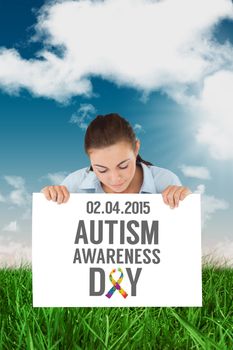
0, 259, 232, 350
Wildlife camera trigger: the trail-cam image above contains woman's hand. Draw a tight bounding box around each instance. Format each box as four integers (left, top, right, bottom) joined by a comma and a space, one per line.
41, 186, 70, 204
162, 185, 192, 209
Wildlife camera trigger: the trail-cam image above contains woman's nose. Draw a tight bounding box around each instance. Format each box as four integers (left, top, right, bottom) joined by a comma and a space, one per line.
109, 171, 122, 184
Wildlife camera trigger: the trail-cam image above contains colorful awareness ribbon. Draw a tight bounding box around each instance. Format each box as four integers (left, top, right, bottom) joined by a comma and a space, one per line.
105, 268, 128, 299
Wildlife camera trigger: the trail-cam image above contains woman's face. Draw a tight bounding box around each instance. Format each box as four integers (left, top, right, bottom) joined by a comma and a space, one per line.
88, 140, 140, 193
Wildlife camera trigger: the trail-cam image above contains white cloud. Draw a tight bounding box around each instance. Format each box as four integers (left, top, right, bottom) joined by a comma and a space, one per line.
0, 47, 92, 102
4, 175, 31, 207
133, 123, 145, 135
202, 237, 233, 268
46, 171, 68, 184
4, 175, 25, 189
2, 221, 19, 232
0, 192, 6, 202
195, 184, 229, 227
195, 70, 233, 160
180, 165, 211, 179
69, 103, 96, 130
8, 190, 27, 206
195, 184, 205, 195
0, 0, 232, 103
0, 0, 232, 161
0, 235, 31, 268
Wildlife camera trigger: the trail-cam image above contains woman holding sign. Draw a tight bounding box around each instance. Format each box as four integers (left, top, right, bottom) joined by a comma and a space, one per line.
41, 113, 191, 207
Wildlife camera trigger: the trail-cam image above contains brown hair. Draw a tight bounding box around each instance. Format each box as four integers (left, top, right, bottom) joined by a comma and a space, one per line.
84, 113, 153, 170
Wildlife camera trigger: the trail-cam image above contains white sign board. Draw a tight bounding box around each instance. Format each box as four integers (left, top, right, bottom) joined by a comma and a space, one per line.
32, 193, 202, 307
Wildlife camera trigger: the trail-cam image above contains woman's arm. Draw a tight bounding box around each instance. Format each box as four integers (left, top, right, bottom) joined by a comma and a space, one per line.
41, 168, 88, 203
41, 186, 70, 204
162, 185, 192, 209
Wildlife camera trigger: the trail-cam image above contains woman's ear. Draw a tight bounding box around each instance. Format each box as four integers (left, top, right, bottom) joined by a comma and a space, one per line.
135, 139, 140, 156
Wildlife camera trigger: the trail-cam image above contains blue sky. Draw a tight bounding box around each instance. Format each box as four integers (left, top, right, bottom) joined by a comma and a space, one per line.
0, 0, 233, 267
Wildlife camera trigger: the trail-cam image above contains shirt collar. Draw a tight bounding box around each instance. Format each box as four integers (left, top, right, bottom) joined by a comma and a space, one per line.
79, 162, 156, 193
139, 162, 156, 193
78, 168, 99, 191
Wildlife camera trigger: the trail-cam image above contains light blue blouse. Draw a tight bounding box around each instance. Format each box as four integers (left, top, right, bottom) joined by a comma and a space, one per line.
61, 162, 182, 194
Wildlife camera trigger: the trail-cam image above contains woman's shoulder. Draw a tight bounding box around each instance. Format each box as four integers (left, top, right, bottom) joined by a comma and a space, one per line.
146, 164, 182, 191
60, 166, 95, 192
149, 164, 179, 177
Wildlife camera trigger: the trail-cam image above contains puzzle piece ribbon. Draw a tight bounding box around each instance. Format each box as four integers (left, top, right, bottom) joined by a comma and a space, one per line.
105, 268, 128, 299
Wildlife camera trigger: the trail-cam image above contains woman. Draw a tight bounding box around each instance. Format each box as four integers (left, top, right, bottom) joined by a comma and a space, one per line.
41, 113, 191, 208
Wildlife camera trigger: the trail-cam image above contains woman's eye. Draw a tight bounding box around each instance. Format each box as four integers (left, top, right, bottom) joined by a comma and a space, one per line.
119, 165, 128, 170
97, 165, 128, 173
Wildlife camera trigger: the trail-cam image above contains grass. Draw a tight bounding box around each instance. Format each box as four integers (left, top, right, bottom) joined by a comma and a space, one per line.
0, 257, 232, 350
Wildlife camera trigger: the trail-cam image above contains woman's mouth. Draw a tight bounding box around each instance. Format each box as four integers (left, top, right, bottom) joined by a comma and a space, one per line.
111, 182, 125, 188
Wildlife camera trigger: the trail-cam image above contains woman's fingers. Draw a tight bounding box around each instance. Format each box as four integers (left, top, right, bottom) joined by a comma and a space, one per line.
180, 187, 192, 201
41, 186, 51, 200
61, 186, 70, 203
162, 186, 192, 208
162, 186, 176, 207
41, 186, 70, 204
164, 186, 178, 208
49, 186, 58, 202
173, 187, 184, 207
55, 186, 65, 204
41, 185, 191, 206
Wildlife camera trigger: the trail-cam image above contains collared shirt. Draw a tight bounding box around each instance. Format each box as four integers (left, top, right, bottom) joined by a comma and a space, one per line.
60, 162, 182, 194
